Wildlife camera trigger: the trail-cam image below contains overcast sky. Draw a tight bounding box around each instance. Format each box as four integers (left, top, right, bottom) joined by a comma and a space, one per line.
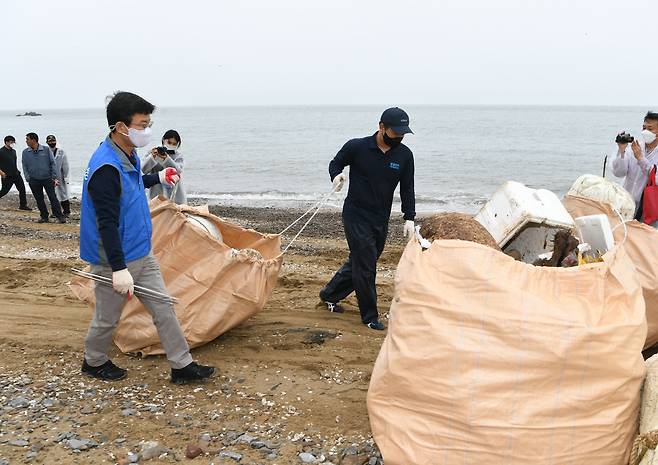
3, 0, 656, 110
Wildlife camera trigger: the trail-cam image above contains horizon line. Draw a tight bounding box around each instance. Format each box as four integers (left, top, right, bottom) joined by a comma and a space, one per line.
3, 102, 655, 112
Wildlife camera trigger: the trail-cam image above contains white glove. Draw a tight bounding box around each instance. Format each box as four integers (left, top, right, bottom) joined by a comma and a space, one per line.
332, 173, 346, 192
112, 268, 134, 296
403, 220, 415, 241
158, 167, 180, 186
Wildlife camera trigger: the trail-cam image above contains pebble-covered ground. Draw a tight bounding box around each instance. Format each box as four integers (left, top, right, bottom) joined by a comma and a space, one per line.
0, 195, 412, 464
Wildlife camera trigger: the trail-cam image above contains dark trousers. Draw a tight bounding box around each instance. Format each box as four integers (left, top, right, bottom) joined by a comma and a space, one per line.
28, 178, 63, 220
0, 174, 28, 208
61, 199, 71, 216
320, 217, 389, 324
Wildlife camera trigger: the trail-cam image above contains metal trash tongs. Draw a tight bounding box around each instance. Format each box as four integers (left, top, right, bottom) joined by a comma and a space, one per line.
71, 268, 179, 305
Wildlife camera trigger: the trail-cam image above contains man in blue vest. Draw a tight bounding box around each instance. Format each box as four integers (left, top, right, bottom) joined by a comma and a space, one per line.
80, 91, 214, 383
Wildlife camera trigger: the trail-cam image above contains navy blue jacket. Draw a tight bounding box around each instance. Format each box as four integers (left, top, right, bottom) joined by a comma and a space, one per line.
329, 133, 415, 224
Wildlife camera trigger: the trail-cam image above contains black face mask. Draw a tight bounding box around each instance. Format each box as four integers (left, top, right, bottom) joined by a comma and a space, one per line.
382, 130, 403, 148
47, 143, 56, 149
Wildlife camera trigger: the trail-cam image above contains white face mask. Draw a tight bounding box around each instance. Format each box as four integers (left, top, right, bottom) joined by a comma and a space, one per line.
113, 126, 152, 148
164, 143, 178, 151
642, 129, 657, 145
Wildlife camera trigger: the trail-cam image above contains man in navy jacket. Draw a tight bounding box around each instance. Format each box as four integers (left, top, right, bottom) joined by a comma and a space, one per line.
320, 107, 416, 330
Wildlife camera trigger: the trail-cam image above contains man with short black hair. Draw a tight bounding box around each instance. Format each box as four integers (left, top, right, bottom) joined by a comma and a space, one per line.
79, 91, 215, 383
22, 133, 64, 223
0, 135, 31, 210
319, 107, 416, 331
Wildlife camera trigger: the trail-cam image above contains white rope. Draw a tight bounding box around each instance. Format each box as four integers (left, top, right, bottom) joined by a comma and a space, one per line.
278, 185, 339, 236
279, 185, 340, 254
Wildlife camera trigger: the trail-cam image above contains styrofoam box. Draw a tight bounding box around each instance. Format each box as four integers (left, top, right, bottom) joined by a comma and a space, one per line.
475, 181, 575, 263
575, 214, 615, 254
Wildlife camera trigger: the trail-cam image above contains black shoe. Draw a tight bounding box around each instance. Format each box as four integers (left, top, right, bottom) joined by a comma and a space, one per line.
57, 216, 66, 224
366, 320, 386, 331
324, 301, 345, 313
18, 205, 32, 211
82, 359, 127, 381
37, 218, 49, 223
171, 362, 215, 384
63, 213, 70, 219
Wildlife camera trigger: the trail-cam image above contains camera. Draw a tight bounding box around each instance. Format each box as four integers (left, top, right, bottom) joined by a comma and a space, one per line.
615, 132, 634, 144
156, 146, 175, 156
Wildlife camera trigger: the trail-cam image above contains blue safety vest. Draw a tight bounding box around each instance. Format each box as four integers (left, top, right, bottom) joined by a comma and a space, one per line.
80, 137, 152, 265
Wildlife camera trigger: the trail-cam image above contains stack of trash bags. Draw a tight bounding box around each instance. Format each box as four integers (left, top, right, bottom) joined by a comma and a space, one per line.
70, 197, 283, 356
367, 174, 658, 465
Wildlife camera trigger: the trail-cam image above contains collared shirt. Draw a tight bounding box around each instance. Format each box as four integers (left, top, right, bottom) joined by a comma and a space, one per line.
329, 132, 415, 224
21, 144, 56, 182
611, 141, 658, 206
0, 146, 20, 176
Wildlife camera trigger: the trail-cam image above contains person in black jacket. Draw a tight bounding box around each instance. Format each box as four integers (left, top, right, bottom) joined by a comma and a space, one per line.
0, 135, 31, 210
320, 107, 416, 331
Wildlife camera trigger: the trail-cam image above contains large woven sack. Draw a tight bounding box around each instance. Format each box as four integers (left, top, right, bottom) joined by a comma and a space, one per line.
568, 174, 636, 220
70, 197, 282, 355
367, 238, 646, 465
635, 355, 658, 465
564, 195, 658, 349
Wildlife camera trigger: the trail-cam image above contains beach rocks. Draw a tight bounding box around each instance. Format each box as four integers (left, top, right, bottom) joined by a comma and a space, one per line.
299, 452, 317, 463
9, 439, 29, 447
185, 443, 203, 458
65, 438, 98, 451
139, 441, 170, 460
219, 450, 243, 461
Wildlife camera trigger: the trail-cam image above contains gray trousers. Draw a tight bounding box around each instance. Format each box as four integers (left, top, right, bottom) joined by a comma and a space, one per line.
84, 253, 193, 369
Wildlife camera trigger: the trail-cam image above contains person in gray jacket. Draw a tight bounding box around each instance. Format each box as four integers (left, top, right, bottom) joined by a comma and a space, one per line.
22, 132, 65, 223
46, 134, 71, 218
141, 129, 187, 204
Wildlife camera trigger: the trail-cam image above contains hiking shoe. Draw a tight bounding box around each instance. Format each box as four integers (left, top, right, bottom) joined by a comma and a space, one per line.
82, 359, 127, 381
37, 218, 49, 223
18, 206, 32, 211
324, 301, 345, 313
57, 216, 66, 224
171, 362, 215, 385
366, 320, 386, 331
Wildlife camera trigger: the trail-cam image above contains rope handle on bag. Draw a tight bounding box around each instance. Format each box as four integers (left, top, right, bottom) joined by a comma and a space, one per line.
278, 185, 340, 254
629, 430, 658, 465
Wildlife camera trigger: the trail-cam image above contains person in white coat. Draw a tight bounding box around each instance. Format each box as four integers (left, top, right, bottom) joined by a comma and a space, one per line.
612, 111, 658, 227
141, 129, 187, 204
46, 134, 71, 218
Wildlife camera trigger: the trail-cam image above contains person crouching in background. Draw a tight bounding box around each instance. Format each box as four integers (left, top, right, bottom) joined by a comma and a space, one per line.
142, 129, 187, 204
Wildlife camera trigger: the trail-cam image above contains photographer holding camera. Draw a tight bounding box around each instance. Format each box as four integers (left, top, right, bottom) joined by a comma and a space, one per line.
612, 111, 658, 225
142, 129, 187, 204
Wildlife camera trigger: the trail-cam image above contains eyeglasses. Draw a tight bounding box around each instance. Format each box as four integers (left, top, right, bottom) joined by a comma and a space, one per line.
130, 121, 153, 129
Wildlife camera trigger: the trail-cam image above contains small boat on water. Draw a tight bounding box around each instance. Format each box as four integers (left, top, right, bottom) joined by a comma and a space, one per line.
16, 111, 42, 117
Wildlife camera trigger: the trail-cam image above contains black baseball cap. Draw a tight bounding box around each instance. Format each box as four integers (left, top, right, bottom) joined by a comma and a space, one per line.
380, 107, 413, 135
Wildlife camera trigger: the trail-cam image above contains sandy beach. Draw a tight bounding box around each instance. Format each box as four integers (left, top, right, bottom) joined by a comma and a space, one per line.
0, 193, 411, 464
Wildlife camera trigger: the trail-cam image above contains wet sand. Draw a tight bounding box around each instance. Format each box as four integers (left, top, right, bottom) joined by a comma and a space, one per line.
0, 194, 412, 464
